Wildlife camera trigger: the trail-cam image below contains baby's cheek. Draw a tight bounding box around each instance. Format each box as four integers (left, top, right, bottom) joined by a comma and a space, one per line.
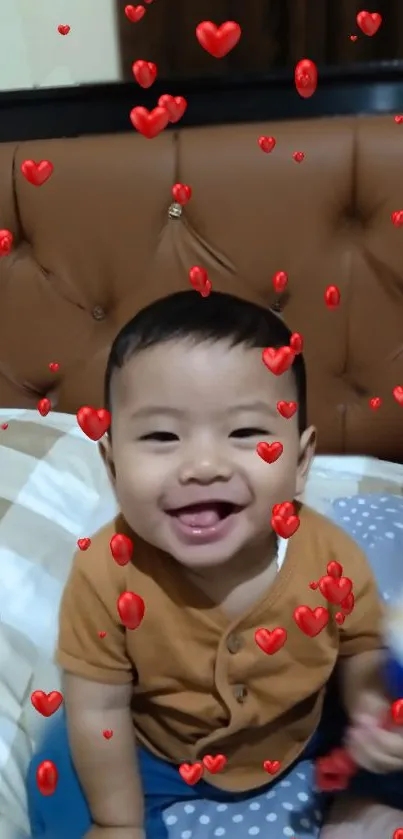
119, 451, 175, 508
255, 451, 299, 503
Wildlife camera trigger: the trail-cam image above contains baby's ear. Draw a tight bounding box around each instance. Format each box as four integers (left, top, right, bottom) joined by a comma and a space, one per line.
295, 425, 316, 496
98, 436, 116, 484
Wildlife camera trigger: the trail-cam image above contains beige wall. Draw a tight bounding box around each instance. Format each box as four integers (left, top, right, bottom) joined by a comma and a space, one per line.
0, 0, 122, 90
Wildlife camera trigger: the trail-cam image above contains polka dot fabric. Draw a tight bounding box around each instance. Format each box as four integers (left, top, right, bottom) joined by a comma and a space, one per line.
162, 759, 326, 838
330, 494, 403, 602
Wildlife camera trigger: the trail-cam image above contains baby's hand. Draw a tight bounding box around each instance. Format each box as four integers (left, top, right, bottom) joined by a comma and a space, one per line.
346, 690, 403, 774
85, 827, 146, 839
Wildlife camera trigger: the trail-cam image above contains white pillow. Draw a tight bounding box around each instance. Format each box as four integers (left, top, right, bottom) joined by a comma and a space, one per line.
0, 409, 116, 837
301, 455, 403, 515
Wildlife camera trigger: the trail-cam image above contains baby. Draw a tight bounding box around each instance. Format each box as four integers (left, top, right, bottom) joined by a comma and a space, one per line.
28, 290, 403, 839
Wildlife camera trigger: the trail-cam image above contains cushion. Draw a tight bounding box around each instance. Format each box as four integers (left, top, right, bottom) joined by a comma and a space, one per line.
329, 494, 403, 602
301, 456, 403, 516
0, 409, 117, 837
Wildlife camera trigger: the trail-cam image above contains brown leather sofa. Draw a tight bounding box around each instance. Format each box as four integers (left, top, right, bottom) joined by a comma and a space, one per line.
0, 112, 403, 836
0, 114, 402, 462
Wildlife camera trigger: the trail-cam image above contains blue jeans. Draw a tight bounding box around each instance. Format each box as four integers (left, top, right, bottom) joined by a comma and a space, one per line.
27, 696, 403, 839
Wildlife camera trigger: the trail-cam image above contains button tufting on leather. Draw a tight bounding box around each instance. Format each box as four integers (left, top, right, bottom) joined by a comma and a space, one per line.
92, 306, 106, 321
339, 204, 370, 230
168, 202, 183, 220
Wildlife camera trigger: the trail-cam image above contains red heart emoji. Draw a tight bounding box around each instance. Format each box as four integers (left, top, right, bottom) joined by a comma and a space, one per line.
195, 20, 241, 59
369, 396, 382, 410
0, 229, 13, 255
31, 690, 63, 717
391, 211, 403, 227
124, 5, 146, 22
324, 285, 341, 308
262, 346, 295, 376
394, 115, 403, 124
202, 754, 227, 773
356, 11, 382, 36
263, 760, 281, 775
117, 591, 145, 630
98, 631, 107, 638
276, 401, 297, 419
258, 136, 276, 154
293, 151, 304, 163
172, 183, 192, 205
391, 699, 403, 725
335, 612, 345, 625
327, 561, 343, 578
179, 762, 204, 785
294, 605, 329, 637
189, 266, 212, 297
319, 575, 352, 605
130, 106, 169, 139
48, 362, 59, 372
271, 513, 300, 539
132, 60, 157, 88
272, 501, 295, 519
1, 423, 8, 430
255, 627, 287, 655
340, 592, 355, 615
290, 332, 303, 354
103, 730, 114, 739
309, 581, 318, 590
21, 159, 53, 186
57, 25, 70, 35
393, 831, 403, 839
77, 537, 91, 551
272, 270, 288, 292
294, 59, 318, 99
36, 760, 58, 796
316, 748, 356, 791
110, 533, 134, 566
393, 386, 403, 406
38, 398, 51, 417
350, 34, 358, 41
256, 441, 283, 464
158, 95, 187, 124
76, 406, 111, 441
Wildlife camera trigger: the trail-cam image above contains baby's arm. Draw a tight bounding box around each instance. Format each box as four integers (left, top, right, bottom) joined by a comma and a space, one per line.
339, 648, 385, 716
63, 673, 145, 838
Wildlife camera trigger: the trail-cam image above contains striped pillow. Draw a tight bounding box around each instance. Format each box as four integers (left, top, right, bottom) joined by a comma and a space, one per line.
0, 409, 116, 838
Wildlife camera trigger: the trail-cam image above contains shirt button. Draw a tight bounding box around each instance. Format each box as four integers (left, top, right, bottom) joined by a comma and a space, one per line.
226, 633, 242, 654
233, 684, 248, 703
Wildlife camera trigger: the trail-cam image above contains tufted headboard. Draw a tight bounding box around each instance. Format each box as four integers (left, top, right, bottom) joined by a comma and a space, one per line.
0, 114, 402, 461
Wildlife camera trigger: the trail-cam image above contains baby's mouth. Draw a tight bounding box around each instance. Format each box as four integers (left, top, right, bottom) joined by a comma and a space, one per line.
166, 501, 243, 528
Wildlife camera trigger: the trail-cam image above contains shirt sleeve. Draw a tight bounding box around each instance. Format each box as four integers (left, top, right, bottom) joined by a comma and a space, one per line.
337, 539, 385, 658
56, 548, 135, 685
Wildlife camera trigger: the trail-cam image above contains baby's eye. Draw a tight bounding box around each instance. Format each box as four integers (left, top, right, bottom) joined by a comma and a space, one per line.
230, 428, 269, 438
139, 432, 179, 441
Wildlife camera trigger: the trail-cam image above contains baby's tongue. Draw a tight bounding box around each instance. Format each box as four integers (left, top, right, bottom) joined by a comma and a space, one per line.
175, 503, 222, 527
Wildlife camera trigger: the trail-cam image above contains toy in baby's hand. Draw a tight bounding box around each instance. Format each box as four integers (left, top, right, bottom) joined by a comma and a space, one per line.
316, 593, 403, 791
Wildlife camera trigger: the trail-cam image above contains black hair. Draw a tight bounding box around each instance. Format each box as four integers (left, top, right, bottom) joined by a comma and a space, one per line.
104, 289, 307, 433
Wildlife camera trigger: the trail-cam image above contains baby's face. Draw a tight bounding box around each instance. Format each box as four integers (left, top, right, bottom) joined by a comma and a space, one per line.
102, 340, 315, 569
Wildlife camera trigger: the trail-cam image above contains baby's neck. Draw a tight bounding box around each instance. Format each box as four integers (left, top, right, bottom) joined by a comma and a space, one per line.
184, 536, 278, 620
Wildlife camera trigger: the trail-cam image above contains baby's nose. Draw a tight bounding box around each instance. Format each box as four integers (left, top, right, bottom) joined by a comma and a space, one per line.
179, 445, 232, 484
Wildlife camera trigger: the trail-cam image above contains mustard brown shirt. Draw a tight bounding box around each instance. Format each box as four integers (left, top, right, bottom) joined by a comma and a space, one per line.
57, 505, 384, 792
